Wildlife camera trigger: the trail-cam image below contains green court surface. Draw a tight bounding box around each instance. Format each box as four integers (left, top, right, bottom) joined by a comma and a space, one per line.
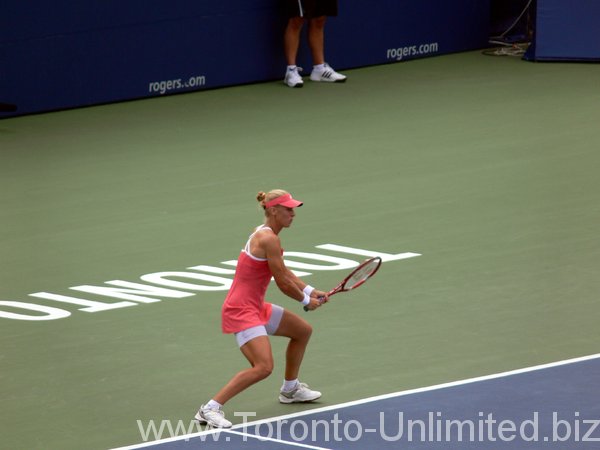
1, 51, 599, 450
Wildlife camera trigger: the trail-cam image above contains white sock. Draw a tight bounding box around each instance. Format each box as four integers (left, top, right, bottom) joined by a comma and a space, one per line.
313, 63, 325, 71
282, 379, 299, 392
205, 399, 222, 410
287, 65, 297, 71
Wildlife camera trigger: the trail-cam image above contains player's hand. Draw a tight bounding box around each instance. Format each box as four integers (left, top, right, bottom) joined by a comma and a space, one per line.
311, 289, 329, 305
305, 297, 323, 311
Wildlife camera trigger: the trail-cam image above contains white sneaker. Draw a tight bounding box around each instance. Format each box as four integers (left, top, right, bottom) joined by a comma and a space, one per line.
279, 382, 322, 404
310, 63, 346, 83
284, 66, 304, 88
194, 405, 233, 428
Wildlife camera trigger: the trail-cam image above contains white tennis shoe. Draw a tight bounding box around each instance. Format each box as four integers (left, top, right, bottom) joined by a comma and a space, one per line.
279, 382, 322, 404
284, 66, 304, 88
310, 63, 346, 83
194, 405, 233, 428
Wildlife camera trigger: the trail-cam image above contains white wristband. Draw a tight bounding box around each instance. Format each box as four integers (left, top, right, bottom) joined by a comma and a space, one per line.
303, 285, 315, 296
301, 292, 311, 306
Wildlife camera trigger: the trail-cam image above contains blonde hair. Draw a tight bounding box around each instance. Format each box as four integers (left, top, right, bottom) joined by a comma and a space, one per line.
257, 189, 289, 211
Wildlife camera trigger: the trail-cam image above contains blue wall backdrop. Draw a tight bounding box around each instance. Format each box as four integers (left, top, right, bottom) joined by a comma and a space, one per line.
1, 1, 490, 117
524, 0, 600, 61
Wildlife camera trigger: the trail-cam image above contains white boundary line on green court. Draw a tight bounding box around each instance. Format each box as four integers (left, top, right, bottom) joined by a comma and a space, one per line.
112, 352, 600, 449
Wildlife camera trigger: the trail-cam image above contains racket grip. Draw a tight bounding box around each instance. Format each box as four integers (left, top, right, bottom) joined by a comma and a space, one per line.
304, 295, 326, 312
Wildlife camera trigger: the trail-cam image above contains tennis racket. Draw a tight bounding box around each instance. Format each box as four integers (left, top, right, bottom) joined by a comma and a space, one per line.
304, 256, 382, 311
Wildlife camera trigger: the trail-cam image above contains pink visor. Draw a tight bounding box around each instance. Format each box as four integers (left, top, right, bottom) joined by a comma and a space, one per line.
265, 193, 303, 208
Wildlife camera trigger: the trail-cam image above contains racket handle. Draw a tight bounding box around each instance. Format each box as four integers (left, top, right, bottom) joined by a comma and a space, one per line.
304, 295, 326, 312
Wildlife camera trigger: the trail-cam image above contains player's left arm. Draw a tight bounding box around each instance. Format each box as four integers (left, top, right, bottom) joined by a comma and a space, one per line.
262, 234, 327, 305
290, 273, 328, 302
262, 234, 306, 300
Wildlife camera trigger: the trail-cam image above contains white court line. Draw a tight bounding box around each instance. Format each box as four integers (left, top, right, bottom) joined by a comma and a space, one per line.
112, 352, 600, 449
225, 429, 332, 450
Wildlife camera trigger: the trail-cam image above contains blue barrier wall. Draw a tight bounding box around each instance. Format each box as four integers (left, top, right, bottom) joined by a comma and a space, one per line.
524, 0, 600, 61
1, 1, 490, 117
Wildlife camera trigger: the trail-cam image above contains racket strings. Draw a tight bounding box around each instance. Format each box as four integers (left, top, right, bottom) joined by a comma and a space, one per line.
345, 260, 379, 289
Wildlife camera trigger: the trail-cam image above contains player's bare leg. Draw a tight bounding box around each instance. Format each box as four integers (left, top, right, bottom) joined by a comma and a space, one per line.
274, 310, 321, 403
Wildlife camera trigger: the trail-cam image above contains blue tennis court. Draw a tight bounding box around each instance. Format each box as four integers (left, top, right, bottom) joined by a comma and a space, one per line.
117, 354, 600, 449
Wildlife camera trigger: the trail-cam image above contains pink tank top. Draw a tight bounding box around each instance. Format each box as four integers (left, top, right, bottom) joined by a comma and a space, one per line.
221, 226, 275, 334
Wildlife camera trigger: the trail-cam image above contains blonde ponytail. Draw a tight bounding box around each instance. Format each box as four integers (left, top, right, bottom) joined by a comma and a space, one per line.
257, 189, 289, 211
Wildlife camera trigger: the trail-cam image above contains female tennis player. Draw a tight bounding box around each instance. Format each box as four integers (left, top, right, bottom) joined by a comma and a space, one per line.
195, 189, 328, 428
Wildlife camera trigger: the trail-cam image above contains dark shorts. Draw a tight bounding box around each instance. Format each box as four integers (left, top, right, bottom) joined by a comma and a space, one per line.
284, 0, 338, 18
